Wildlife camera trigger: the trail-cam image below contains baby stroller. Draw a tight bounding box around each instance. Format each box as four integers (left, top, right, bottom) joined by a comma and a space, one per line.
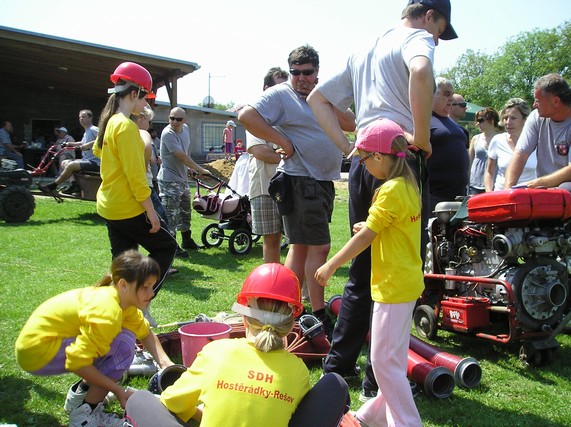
192, 175, 260, 255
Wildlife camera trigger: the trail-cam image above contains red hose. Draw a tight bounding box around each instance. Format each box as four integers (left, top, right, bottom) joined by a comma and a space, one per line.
407, 349, 455, 399
409, 335, 481, 388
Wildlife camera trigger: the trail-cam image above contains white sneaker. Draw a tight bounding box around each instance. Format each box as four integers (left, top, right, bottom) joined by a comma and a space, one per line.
64, 380, 88, 413
68, 402, 124, 427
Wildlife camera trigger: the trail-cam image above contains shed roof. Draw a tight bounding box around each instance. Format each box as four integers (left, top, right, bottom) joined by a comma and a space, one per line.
0, 25, 200, 105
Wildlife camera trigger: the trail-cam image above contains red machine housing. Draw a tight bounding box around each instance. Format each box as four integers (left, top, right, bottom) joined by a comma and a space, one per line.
468, 188, 571, 223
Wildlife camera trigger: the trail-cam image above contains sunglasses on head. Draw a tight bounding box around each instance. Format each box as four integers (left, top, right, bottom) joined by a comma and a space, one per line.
556, 142, 569, 157
452, 102, 467, 108
289, 68, 316, 76
169, 116, 184, 122
476, 117, 486, 124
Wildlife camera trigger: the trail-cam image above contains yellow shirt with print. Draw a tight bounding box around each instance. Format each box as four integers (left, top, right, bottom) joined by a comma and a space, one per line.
365, 176, 424, 304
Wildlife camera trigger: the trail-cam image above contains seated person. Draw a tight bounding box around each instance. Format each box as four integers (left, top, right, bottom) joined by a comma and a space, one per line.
0, 120, 24, 169
39, 113, 100, 195
234, 138, 246, 160
53, 127, 76, 173
124, 263, 350, 427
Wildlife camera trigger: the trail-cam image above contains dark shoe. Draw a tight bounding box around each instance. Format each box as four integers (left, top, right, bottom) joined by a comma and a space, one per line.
313, 309, 334, 342
323, 365, 361, 382
181, 238, 202, 250
410, 380, 420, 398
175, 247, 189, 259
62, 182, 81, 195
38, 182, 57, 194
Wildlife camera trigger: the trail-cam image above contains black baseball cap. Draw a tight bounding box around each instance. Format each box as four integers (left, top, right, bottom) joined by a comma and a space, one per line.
408, 0, 458, 40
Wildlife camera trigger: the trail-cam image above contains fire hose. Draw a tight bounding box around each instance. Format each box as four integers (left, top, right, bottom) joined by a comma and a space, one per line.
409, 335, 481, 388
407, 349, 455, 399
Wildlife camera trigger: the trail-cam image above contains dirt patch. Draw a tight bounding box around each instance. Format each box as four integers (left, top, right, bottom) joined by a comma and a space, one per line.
203, 159, 236, 181
201, 158, 348, 191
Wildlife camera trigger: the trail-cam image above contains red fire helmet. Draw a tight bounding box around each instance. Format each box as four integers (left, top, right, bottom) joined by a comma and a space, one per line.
110, 62, 154, 97
237, 263, 303, 317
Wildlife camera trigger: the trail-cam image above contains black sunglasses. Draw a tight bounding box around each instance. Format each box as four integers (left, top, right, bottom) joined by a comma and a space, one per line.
289, 68, 316, 76
169, 116, 184, 122
452, 102, 467, 108
476, 117, 486, 124
555, 142, 569, 157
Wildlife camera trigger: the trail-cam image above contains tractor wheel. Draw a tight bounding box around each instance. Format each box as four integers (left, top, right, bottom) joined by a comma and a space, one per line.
510, 259, 569, 331
0, 186, 35, 223
229, 228, 252, 255
201, 223, 223, 248
413, 304, 438, 340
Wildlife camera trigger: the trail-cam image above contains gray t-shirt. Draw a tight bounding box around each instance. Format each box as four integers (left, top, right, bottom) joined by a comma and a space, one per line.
158, 124, 191, 183
315, 26, 435, 132
82, 125, 100, 165
516, 109, 571, 177
251, 82, 342, 181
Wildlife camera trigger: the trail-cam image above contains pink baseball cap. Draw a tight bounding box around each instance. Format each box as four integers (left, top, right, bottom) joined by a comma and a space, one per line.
348, 119, 406, 158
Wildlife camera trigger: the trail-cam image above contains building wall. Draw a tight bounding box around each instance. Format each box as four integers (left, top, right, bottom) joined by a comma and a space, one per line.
0, 85, 105, 145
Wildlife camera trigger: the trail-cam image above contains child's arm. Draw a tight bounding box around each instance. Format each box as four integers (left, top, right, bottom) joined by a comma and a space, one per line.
140, 331, 175, 370
315, 226, 377, 286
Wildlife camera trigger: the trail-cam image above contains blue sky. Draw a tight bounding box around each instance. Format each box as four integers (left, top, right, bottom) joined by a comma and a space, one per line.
1, 0, 569, 106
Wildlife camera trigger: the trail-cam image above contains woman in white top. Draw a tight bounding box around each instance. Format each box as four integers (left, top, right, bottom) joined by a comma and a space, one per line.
468, 108, 502, 194
485, 98, 536, 191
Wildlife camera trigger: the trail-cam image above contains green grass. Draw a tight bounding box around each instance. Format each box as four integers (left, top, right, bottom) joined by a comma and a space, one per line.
1, 187, 571, 426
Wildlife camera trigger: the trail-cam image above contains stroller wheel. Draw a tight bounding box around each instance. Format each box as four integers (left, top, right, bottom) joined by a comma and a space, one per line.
202, 223, 224, 248
229, 228, 252, 255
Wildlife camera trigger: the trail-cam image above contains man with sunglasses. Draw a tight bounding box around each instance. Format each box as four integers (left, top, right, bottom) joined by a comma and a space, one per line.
307, 0, 457, 417
505, 73, 571, 191
158, 107, 211, 256
238, 45, 355, 338
449, 94, 470, 147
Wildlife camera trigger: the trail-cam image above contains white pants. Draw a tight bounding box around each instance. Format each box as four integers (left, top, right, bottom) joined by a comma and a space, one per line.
357, 301, 421, 427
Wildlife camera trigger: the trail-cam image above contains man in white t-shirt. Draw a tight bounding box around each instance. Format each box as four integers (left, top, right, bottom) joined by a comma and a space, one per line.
307, 0, 457, 421
505, 73, 571, 190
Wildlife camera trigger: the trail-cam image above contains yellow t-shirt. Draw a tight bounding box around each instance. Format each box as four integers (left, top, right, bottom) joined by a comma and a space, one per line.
15, 286, 150, 372
161, 338, 310, 426
96, 113, 150, 220
365, 177, 424, 303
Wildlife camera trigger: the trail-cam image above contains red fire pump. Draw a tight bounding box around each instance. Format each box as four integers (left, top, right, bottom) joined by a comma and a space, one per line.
415, 188, 571, 366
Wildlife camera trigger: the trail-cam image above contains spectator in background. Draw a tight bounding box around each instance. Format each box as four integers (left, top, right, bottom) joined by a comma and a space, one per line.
38, 110, 100, 196
0, 120, 24, 169
233, 139, 245, 160
427, 77, 469, 212
449, 93, 470, 145
468, 107, 501, 194
505, 73, 571, 190
223, 120, 236, 158
205, 147, 216, 162
485, 98, 536, 191
54, 127, 76, 173
158, 107, 211, 257
246, 66, 289, 263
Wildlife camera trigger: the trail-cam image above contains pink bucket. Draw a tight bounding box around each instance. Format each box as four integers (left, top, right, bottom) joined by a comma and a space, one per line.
178, 322, 232, 367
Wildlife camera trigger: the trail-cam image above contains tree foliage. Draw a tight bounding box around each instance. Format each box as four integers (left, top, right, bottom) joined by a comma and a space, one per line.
441, 21, 571, 112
